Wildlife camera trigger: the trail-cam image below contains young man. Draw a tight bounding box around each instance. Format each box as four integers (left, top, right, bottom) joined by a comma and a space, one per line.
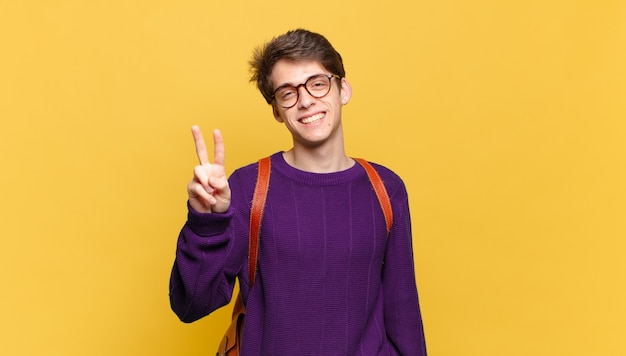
170, 29, 427, 355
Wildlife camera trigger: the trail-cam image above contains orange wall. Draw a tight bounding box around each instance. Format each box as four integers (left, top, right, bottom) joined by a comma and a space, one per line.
1, 1, 625, 355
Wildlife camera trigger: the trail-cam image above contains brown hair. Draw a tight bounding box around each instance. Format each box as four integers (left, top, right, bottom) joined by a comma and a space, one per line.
249, 29, 346, 104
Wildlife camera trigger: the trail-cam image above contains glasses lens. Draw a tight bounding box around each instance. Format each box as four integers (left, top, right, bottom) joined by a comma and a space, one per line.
274, 86, 298, 108
305, 75, 332, 98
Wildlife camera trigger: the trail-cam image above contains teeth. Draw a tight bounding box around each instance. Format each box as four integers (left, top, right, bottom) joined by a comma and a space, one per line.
301, 113, 324, 124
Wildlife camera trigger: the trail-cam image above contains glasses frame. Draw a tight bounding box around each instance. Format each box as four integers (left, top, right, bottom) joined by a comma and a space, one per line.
271, 74, 341, 109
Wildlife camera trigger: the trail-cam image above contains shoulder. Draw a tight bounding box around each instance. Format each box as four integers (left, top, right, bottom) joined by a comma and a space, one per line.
231, 160, 260, 178
355, 158, 407, 198
229, 153, 279, 187
228, 159, 261, 197
355, 158, 405, 184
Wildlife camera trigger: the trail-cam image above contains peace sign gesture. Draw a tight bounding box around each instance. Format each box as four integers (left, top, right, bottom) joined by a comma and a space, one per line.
187, 126, 231, 213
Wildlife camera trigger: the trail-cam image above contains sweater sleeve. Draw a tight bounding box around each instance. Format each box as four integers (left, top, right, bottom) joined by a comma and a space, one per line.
169, 170, 252, 323
383, 182, 428, 355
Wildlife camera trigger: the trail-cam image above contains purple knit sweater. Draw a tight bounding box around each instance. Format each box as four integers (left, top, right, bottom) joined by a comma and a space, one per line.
170, 153, 426, 355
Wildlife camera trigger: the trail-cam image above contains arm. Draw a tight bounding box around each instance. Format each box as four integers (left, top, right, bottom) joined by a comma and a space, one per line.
169, 206, 239, 322
169, 126, 243, 322
383, 184, 427, 355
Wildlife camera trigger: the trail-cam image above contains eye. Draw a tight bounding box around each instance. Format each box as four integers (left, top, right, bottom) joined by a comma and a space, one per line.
308, 77, 329, 91
276, 87, 296, 100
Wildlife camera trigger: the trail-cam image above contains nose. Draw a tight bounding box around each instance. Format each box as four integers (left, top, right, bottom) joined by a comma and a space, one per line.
296, 85, 315, 108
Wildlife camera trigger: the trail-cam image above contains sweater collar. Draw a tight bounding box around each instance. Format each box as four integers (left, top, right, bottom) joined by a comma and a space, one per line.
270, 152, 365, 186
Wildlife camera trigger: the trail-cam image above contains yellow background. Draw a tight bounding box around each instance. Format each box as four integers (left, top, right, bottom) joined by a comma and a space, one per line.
1, 1, 625, 355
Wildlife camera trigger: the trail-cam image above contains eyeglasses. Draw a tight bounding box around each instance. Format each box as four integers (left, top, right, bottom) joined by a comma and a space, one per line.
271, 74, 341, 109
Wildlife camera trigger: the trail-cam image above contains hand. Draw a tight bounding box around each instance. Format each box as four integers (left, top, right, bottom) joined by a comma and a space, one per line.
187, 126, 231, 213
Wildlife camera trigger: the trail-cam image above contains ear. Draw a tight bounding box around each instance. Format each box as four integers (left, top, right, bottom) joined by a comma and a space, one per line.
340, 77, 352, 105
272, 105, 284, 123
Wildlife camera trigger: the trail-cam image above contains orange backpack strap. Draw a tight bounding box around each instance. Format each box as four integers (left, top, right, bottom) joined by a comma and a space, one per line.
354, 158, 393, 236
248, 156, 271, 286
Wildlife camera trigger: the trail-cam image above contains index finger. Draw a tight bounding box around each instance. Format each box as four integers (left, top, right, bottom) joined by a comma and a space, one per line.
191, 125, 209, 165
212, 129, 225, 167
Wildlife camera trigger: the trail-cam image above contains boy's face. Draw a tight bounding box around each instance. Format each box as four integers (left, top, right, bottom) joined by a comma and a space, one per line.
270, 59, 351, 149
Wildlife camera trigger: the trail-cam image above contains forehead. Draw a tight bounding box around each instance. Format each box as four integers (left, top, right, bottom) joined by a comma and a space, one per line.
270, 60, 329, 88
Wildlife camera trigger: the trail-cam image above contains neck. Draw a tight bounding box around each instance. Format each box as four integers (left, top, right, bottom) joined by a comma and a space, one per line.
283, 144, 353, 173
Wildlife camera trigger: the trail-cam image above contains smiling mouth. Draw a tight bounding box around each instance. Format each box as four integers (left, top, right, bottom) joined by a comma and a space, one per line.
300, 112, 325, 124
